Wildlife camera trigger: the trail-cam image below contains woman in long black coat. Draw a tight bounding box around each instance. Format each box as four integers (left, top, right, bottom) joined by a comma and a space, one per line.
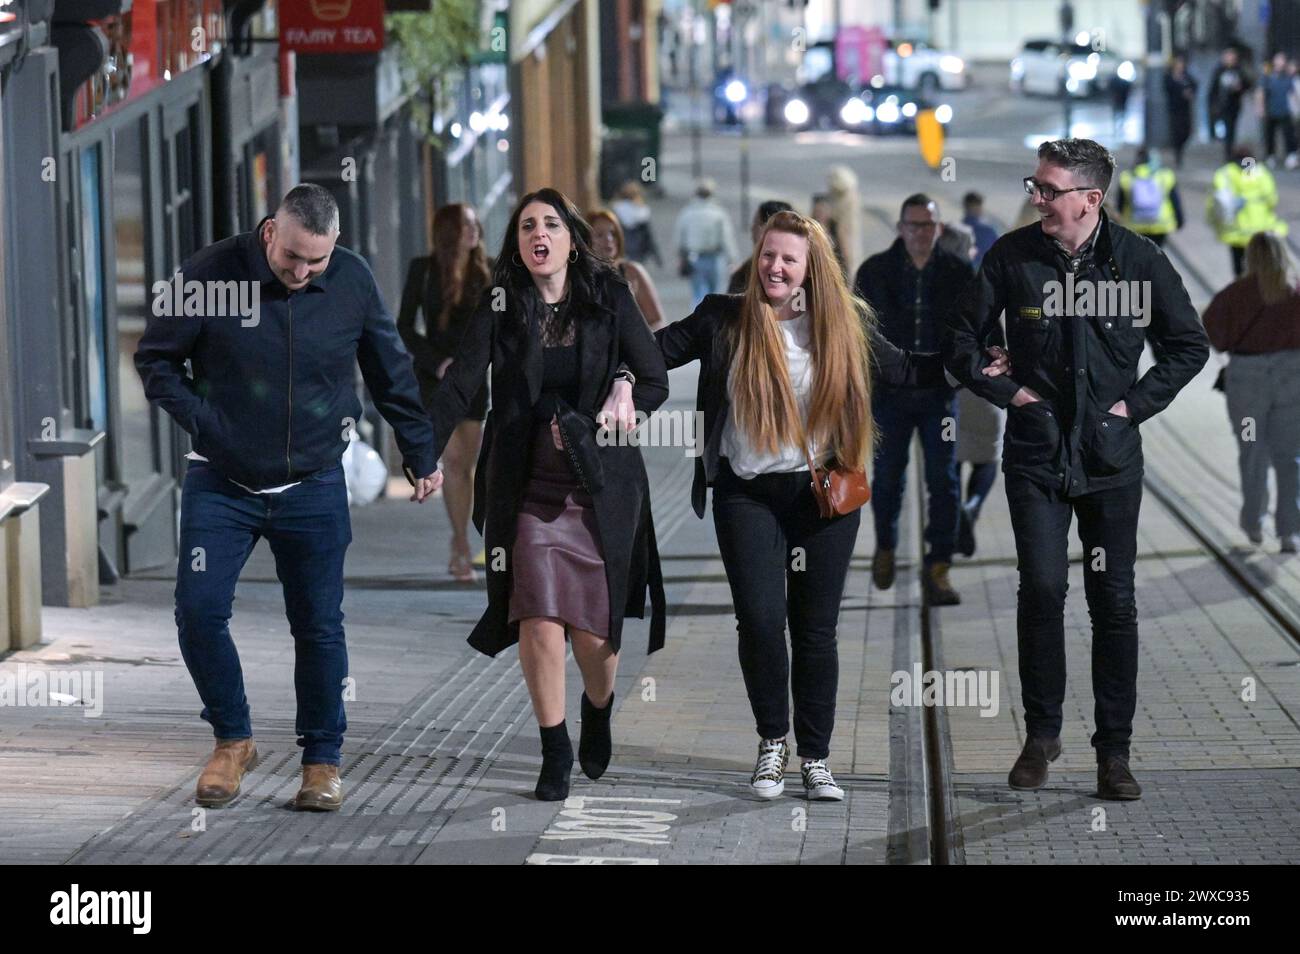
425, 187, 669, 802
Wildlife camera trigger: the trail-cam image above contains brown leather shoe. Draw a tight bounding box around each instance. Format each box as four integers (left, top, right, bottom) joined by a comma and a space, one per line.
872, 549, 896, 590
925, 562, 962, 605
293, 763, 343, 812
1097, 756, 1142, 801
195, 738, 258, 808
1008, 736, 1062, 790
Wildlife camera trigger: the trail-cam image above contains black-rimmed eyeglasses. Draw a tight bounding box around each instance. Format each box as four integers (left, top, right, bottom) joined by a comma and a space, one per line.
1023, 177, 1094, 202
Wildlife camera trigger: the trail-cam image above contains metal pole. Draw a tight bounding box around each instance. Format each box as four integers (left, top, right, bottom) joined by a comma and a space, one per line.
1143, 1, 1167, 149
1061, 0, 1074, 137
690, 0, 702, 180
740, 114, 751, 232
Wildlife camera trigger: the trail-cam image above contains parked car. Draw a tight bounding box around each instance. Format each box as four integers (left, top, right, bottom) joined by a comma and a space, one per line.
1010, 38, 1137, 98
880, 38, 969, 94
840, 82, 954, 135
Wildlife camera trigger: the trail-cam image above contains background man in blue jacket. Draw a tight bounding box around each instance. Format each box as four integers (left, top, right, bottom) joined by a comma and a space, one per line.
136, 184, 442, 813
855, 194, 974, 606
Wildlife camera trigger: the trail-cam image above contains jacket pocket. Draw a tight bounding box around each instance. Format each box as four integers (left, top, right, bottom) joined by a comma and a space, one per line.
1094, 316, 1144, 371
1082, 411, 1141, 476
1003, 401, 1060, 468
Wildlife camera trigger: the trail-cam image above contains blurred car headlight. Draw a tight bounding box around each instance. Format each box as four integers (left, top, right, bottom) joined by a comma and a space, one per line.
1068, 60, 1096, 81
940, 55, 965, 74
1117, 60, 1136, 82
1010, 58, 1024, 79
935, 104, 953, 124
876, 100, 901, 123
784, 98, 810, 125
902, 101, 918, 118
1065, 77, 1081, 94
725, 79, 748, 104
840, 97, 869, 125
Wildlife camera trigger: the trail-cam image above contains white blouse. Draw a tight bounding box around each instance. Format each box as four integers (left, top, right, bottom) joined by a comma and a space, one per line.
721, 312, 829, 477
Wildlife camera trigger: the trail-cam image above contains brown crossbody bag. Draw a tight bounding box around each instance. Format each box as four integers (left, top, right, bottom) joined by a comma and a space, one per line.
798, 435, 871, 519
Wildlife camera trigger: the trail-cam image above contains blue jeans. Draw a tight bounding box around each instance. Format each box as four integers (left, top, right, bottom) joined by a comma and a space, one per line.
175, 461, 352, 765
689, 252, 727, 306
870, 388, 960, 564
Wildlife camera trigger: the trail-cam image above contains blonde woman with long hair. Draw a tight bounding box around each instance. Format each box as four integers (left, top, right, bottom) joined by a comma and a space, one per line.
604, 210, 1006, 798
1204, 230, 1300, 551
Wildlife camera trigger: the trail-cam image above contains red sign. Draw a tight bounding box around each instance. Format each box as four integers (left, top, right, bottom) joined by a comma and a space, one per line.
280, 0, 384, 54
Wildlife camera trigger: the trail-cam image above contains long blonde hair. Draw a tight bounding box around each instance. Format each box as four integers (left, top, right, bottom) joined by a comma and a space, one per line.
728, 211, 875, 468
1245, 231, 1298, 305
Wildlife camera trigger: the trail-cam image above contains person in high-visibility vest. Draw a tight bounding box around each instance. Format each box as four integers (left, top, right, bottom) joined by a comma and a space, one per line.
1116, 147, 1184, 247
1207, 144, 1289, 276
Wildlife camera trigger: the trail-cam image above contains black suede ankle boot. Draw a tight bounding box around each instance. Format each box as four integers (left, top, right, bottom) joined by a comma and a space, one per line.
535, 721, 574, 801
579, 691, 614, 780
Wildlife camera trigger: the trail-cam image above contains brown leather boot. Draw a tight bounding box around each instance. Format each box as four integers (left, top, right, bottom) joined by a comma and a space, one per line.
925, 562, 961, 605
195, 738, 258, 808
294, 763, 343, 812
1008, 736, 1062, 790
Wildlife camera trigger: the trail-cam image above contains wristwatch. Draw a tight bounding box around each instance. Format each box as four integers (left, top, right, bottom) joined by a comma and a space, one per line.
613, 368, 636, 387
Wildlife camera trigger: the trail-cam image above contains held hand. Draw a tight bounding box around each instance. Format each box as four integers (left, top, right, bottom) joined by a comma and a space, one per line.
1011, 386, 1043, 407
436, 357, 454, 380
597, 379, 637, 433
551, 415, 564, 451
982, 345, 1011, 377
1108, 400, 1129, 418
410, 469, 444, 503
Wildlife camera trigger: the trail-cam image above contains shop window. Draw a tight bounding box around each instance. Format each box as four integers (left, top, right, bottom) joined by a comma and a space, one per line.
113, 116, 163, 497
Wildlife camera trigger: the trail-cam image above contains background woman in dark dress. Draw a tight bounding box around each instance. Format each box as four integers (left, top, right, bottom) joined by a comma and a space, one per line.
398, 203, 491, 581
424, 188, 669, 802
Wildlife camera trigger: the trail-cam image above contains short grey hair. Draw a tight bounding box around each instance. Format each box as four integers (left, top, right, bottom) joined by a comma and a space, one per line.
1037, 138, 1116, 195
278, 184, 340, 235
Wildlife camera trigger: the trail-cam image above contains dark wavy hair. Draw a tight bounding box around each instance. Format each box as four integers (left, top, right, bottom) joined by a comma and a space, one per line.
492, 187, 619, 295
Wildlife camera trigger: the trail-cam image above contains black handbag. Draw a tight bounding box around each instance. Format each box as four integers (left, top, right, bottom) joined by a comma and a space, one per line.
552, 399, 606, 494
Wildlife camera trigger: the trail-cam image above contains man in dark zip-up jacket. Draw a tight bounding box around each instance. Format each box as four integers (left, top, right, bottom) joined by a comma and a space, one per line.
854, 194, 974, 606
135, 184, 440, 813
943, 139, 1209, 802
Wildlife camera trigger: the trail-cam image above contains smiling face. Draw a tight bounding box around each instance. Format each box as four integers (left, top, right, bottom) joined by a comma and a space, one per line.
1029, 159, 1098, 239
262, 214, 338, 291
517, 201, 573, 279
591, 218, 620, 261
757, 230, 808, 309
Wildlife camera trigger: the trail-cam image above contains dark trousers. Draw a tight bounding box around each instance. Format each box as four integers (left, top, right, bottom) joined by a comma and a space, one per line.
1216, 106, 1241, 161
871, 388, 960, 563
1231, 245, 1246, 277
176, 461, 352, 765
712, 460, 861, 759
964, 460, 999, 519
1005, 473, 1142, 760
1264, 115, 1298, 159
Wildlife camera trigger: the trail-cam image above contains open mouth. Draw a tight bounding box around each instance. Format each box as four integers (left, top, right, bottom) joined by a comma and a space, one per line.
530, 243, 550, 265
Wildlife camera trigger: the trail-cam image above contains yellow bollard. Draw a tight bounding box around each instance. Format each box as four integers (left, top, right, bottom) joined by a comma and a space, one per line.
916, 109, 945, 169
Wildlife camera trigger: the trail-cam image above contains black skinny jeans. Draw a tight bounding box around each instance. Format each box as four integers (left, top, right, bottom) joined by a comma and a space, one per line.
1005, 473, 1142, 760
711, 459, 861, 759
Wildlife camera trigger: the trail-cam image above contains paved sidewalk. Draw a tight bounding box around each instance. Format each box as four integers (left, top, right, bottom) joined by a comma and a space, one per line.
4, 126, 1298, 866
